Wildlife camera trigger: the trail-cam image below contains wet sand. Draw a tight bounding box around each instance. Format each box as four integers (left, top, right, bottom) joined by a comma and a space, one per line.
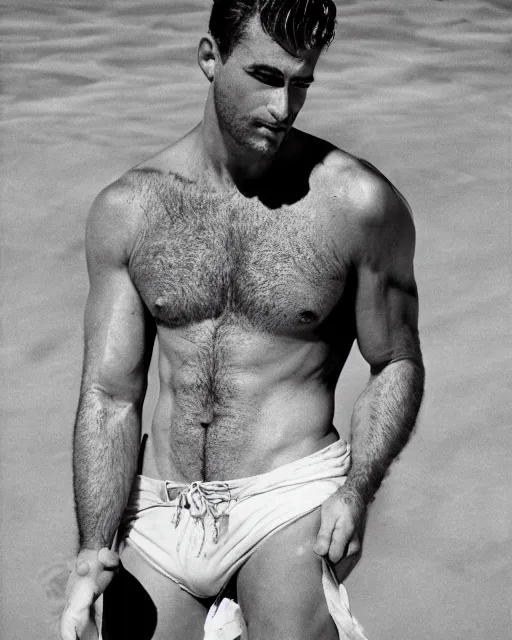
1, 1, 511, 638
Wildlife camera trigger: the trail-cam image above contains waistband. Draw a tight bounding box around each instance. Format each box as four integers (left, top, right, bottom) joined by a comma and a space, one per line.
124, 438, 351, 556
133, 438, 351, 504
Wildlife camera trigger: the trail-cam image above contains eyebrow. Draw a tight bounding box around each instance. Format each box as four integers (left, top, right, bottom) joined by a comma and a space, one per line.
246, 64, 315, 83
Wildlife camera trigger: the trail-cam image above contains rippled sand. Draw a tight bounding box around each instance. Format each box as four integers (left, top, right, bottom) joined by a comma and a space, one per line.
1, 1, 511, 638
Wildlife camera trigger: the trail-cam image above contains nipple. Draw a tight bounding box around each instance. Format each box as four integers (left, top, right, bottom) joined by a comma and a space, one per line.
155, 296, 165, 309
299, 310, 317, 324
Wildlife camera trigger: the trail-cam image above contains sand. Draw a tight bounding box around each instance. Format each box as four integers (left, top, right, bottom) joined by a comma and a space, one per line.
1, 1, 511, 638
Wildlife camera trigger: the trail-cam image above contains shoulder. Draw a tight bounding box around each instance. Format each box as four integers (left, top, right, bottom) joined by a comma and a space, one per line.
86, 127, 198, 250
86, 169, 162, 265
313, 148, 416, 267
314, 147, 413, 224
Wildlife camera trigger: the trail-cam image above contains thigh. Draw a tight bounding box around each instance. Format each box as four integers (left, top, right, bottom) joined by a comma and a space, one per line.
102, 544, 210, 640
236, 508, 338, 640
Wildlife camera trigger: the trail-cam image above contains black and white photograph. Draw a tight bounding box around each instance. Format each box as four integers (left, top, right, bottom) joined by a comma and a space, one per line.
1, 1, 510, 639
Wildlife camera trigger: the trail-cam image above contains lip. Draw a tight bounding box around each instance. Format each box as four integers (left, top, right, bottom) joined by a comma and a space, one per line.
257, 122, 286, 133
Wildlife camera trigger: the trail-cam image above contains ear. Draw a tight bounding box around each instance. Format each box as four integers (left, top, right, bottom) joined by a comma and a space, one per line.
198, 36, 218, 82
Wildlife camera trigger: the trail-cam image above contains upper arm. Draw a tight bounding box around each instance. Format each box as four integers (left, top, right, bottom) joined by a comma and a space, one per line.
81, 181, 155, 404
350, 174, 422, 373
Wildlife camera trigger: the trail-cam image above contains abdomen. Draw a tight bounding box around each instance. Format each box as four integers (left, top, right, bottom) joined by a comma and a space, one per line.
147, 317, 340, 482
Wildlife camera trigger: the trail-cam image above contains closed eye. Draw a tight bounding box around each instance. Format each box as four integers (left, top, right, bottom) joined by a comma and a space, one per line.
245, 65, 314, 90
248, 70, 284, 88
291, 80, 312, 89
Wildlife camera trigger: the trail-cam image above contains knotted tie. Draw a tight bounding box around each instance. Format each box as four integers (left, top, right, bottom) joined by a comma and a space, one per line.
170, 481, 232, 556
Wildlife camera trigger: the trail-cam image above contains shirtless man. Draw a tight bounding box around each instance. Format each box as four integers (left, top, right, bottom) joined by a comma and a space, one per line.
61, 1, 424, 639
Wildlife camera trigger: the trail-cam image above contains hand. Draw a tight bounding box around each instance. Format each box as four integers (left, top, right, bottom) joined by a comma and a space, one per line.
60, 548, 119, 640
313, 486, 366, 567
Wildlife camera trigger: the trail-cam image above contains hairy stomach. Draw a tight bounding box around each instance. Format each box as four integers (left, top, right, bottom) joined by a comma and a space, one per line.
145, 319, 339, 482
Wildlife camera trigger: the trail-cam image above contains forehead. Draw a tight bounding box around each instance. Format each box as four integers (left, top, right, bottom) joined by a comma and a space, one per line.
230, 13, 321, 73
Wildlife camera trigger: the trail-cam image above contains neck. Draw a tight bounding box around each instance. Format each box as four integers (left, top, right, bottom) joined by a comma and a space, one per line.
198, 89, 277, 191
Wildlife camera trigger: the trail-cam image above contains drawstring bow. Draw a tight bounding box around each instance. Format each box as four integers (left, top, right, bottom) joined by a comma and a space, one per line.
170, 481, 232, 556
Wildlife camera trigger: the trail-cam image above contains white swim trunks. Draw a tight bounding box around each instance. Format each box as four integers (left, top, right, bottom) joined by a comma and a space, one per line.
118, 440, 368, 640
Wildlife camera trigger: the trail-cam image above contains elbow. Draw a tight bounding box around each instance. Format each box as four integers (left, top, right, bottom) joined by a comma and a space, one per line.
75, 385, 143, 443
370, 354, 424, 377
80, 382, 144, 413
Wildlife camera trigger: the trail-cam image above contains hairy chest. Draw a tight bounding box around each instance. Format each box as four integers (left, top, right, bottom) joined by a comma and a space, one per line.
129, 185, 346, 334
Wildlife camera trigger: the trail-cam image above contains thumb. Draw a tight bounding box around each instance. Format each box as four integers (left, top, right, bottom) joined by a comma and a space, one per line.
313, 510, 335, 556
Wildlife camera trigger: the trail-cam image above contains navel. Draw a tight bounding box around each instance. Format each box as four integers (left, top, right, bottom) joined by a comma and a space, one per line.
200, 408, 215, 429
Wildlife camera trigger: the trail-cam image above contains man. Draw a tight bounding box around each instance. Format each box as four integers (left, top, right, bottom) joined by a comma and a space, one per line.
61, 1, 424, 638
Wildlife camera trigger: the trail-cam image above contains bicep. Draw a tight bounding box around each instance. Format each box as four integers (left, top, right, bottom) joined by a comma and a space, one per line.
82, 267, 154, 403
353, 185, 422, 372
80, 187, 155, 403
355, 264, 420, 373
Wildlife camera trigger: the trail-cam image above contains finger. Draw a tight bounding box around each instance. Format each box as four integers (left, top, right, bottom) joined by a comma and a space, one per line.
90, 598, 104, 640
60, 609, 86, 640
59, 610, 77, 640
98, 547, 120, 569
61, 604, 98, 640
81, 618, 99, 640
328, 524, 352, 563
313, 514, 335, 556
76, 561, 90, 577
93, 594, 104, 630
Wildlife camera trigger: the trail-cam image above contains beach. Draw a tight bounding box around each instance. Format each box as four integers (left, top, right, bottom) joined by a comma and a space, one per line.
1, 1, 511, 638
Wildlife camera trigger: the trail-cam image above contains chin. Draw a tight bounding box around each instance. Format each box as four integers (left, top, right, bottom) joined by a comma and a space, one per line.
253, 141, 279, 156
246, 134, 281, 156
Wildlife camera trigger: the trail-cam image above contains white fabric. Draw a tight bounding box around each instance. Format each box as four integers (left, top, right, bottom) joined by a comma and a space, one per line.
117, 440, 368, 639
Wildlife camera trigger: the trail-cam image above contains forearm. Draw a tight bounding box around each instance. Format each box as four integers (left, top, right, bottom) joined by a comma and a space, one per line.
345, 358, 425, 505
73, 387, 142, 550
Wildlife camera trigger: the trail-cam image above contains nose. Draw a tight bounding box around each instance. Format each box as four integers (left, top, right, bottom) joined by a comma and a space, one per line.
267, 86, 289, 124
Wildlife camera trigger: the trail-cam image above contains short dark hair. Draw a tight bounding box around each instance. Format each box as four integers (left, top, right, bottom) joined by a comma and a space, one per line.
209, 0, 337, 61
